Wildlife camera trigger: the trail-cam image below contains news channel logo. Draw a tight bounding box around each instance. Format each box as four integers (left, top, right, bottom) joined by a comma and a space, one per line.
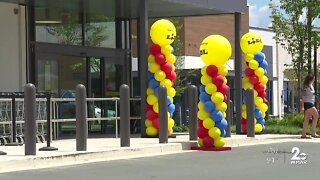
264, 147, 307, 164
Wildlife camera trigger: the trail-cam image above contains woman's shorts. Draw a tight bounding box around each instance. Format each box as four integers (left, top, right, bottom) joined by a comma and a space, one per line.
304, 102, 315, 111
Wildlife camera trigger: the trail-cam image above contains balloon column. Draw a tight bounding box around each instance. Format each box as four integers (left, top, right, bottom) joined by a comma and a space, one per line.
240, 32, 268, 133
146, 19, 177, 136
197, 35, 232, 148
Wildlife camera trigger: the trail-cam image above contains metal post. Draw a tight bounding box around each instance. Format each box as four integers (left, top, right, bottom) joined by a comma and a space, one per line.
234, 12, 243, 134
159, 86, 168, 143
120, 84, 130, 147
226, 100, 232, 137
39, 93, 58, 151
24, 83, 37, 155
188, 85, 198, 141
246, 88, 255, 137
138, 0, 148, 137
76, 84, 87, 151
314, 41, 318, 108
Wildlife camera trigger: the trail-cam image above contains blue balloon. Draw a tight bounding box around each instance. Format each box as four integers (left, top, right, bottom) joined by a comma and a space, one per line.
199, 92, 211, 102
167, 96, 171, 105
172, 47, 175, 53
264, 70, 268, 75
262, 125, 266, 130
210, 110, 223, 122
243, 95, 247, 103
259, 60, 268, 69
257, 118, 266, 125
254, 109, 263, 119
154, 87, 159, 97
216, 119, 228, 130
168, 103, 175, 113
204, 101, 216, 112
254, 52, 265, 63
220, 130, 226, 137
149, 79, 159, 89
147, 72, 154, 80
200, 85, 205, 93
170, 113, 173, 118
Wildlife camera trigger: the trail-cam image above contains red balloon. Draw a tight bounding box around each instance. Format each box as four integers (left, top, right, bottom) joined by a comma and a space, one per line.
206, 65, 218, 77
212, 75, 224, 87
203, 136, 215, 147
254, 83, 265, 93
241, 118, 247, 125
197, 127, 209, 139
245, 68, 254, 76
152, 118, 159, 129
161, 63, 173, 74
249, 75, 259, 85
149, 44, 161, 55
245, 62, 249, 66
242, 124, 247, 133
224, 95, 228, 102
146, 104, 153, 111
258, 91, 266, 98
166, 71, 177, 81
263, 98, 268, 104
198, 120, 204, 128
146, 110, 158, 120
217, 84, 229, 95
155, 54, 166, 65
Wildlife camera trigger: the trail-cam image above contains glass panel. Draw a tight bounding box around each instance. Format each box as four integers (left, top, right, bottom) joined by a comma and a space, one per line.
35, 0, 82, 45
37, 59, 59, 94
105, 64, 122, 97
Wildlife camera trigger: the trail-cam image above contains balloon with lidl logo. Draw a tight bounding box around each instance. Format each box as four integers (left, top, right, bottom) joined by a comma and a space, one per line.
150, 19, 176, 46
199, 35, 232, 66
240, 32, 264, 54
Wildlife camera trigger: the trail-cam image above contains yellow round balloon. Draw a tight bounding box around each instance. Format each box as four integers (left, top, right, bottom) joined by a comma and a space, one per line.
168, 128, 173, 135
245, 53, 254, 62
224, 77, 228, 84
168, 88, 176, 97
218, 66, 228, 76
149, 62, 160, 73
150, 19, 176, 46
214, 137, 226, 148
160, 79, 172, 89
201, 75, 212, 85
240, 32, 264, 54
168, 118, 175, 128
147, 95, 158, 106
205, 83, 217, 95
154, 70, 166, 81
201, 66, 208, 75
254, 90, 258, 98
209, 127, 221, 139
146, 88, 154, 95
203, 118, 215, 130
223, 112, 226, 119
161, 45, 173, 56
167, 54, 176, 64
153, 103, 159, 113
148, 55, 155, 63
243, 82, 253, 90
146, 126, 158, 136
260, 76, 268, 85
243, 76, 249, 83
198, 110, 210, 120
255, 124, 263, 133
249, 60, 259, 70
254, 97, 263, 107
255, 67, 265, 78
260, 103, 268, 113
216, 102, 227, 112
242, 105, 246, 111
172, 64, 176, 71
242, 111, 247, 119
211, 92, 224, 104
145, 119, 153, 127
198, 138, 204, 147
200, 35, 232, 66
198, 102, 205, 110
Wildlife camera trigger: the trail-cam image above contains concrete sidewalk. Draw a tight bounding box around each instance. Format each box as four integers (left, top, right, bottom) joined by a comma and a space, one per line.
0, 134, 318, 173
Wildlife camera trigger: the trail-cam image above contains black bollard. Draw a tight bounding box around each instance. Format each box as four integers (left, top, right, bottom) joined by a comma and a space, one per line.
188, 85, 198, 141
39, 93, 58, 151
24, 84, 37, 155
159, 86, 168, 143
120, 84, 130, 147
226, 100, 233, 137
246, 88, 255, 137
76, 84, 88, 151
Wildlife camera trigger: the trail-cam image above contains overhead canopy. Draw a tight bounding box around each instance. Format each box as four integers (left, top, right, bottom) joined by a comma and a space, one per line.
1, 0, 247, 19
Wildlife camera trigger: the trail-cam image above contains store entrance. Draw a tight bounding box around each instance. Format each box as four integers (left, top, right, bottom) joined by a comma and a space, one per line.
34, 42, 129, 136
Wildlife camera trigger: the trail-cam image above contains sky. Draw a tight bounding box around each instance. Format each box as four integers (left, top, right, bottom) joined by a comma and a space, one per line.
248, 0, 320, 28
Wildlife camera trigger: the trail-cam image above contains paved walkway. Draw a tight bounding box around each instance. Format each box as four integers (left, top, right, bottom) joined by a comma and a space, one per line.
0, 133, 319, 173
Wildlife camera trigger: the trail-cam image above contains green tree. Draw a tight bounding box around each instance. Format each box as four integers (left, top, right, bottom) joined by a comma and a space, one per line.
270, 0, 320, 111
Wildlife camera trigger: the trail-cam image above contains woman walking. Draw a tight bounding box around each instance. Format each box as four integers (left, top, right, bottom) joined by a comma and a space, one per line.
301, 74, 320, 138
